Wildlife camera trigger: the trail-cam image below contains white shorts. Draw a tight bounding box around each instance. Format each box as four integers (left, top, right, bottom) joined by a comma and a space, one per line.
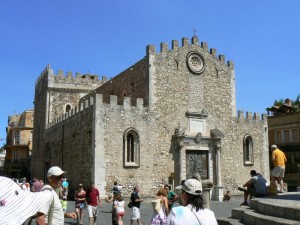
131, 206, 140, 220
87, 205, 98, 218
271, 166, 285, 178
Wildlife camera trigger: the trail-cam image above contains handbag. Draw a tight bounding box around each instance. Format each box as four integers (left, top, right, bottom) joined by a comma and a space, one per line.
127, 202, 133, 208
151, 198, 161, 214
188, 205, 202, 225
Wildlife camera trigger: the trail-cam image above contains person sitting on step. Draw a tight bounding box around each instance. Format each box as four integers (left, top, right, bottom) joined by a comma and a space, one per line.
238, 170, 267, 206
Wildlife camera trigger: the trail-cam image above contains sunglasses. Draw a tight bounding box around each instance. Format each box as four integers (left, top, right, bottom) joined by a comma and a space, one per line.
52, 175, 64, 180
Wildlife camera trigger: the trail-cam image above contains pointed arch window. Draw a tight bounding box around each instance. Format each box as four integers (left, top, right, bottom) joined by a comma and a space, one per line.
243, 135, 254, 165
124, 128, 140, 167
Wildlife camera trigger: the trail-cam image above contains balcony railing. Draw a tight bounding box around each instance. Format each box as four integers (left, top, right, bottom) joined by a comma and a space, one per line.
6, 139, 31, 146
5, 159, 28, 165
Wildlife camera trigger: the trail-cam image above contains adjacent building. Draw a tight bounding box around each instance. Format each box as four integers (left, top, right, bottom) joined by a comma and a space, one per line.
5, 110, 34, 179
268, 98, 300, 191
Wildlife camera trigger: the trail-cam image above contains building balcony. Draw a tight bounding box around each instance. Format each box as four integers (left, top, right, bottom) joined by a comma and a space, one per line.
5, 159, 28, 165
6, 139, 31, 146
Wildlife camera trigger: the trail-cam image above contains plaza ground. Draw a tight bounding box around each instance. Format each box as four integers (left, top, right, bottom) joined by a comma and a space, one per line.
31, 192, 300, 225
33, 199, 241, 225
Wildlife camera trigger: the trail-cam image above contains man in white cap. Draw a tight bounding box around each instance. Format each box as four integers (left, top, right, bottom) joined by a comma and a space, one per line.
166, 179, 218, 225
35, 166, 76, 225
270, 144, 287, 193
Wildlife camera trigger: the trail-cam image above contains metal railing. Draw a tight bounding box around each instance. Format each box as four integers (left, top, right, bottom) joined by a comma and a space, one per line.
6, 139, 30, 146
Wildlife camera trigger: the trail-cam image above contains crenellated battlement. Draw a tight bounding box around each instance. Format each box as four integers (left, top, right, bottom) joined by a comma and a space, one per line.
35, 64, 108, 87
146, 35, 234, 69
237, 110, 268, 123
46, 94, 147, 129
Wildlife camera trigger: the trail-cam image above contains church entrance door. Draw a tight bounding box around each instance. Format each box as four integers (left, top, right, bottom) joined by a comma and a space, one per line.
186, 150, 209, 180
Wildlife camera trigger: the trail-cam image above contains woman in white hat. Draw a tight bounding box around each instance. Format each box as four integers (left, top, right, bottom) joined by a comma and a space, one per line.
166, 179, 218, 225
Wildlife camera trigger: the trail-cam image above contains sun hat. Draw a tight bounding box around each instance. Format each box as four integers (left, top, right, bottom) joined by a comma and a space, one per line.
179, 179, 202, 196
47, 166, 66, 177
0, 176, 53, 225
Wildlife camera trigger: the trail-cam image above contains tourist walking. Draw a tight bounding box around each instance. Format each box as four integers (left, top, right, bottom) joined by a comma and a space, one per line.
166, 179, 218, 225
164, 185, 178, 210
130, 186, 144, 225
271, 144, 287, 193
59, 186, 68, 212
114, 193, 125, 225
75, 183, 86, 225
150, 188, 169, 225
86, 181, 102, 225
31, 178, 44, 192
105, 182, 120, 225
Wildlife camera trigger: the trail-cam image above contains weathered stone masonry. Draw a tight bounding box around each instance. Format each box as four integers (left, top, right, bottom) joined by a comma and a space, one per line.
32, 36, 269, 200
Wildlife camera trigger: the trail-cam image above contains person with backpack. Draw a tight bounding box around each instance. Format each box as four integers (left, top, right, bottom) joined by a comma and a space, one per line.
150, 188, 169, 225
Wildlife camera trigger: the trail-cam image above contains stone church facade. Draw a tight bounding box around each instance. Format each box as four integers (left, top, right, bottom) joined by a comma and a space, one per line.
31, 35, 270, 200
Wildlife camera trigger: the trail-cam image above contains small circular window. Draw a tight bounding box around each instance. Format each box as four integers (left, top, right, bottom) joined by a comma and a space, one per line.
186, 52, 205, 74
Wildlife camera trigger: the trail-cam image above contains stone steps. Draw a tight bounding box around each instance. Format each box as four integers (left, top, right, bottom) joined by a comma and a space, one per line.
250, 199, 300, 221
217, 217, 246, 225
217, 196, 300, 225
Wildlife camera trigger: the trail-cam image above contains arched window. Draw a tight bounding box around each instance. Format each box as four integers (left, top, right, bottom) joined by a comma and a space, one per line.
243, 135, 254, 165
123, 128, 140, 167
65, 104, 71, 113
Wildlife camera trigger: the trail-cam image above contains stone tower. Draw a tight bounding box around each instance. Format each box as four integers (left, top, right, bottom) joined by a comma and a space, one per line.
31, 65, 106, 178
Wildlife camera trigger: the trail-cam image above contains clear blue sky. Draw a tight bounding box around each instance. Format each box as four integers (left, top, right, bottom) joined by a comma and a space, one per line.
1, 0, 300, 146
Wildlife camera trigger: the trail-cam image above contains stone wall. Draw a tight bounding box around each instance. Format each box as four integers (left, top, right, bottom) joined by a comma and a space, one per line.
221, 113, 269, 194
45, 105, 94, 188
88, 59, 148, 106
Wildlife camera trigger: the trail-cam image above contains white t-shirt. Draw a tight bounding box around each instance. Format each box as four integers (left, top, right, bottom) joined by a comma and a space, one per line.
39, 185, 64, 225
166, 205, 218, 225
114, 200, 125, 213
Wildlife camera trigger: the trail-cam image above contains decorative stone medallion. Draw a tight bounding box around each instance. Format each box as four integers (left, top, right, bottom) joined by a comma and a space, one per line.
186, 51, 205, 74
195, 132, 202, 143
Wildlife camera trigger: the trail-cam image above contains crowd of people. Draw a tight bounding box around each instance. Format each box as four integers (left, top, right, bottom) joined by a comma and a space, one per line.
0, 144, 287, 225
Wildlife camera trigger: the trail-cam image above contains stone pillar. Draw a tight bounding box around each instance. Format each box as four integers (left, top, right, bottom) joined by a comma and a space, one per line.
214, 145, 224, 201
202, 188, 211, 209
178, 145, 184, 185
202, 180, 213, 209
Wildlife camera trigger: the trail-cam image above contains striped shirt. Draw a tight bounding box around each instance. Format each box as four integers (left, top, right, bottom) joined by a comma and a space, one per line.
0, 176, 52, 225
